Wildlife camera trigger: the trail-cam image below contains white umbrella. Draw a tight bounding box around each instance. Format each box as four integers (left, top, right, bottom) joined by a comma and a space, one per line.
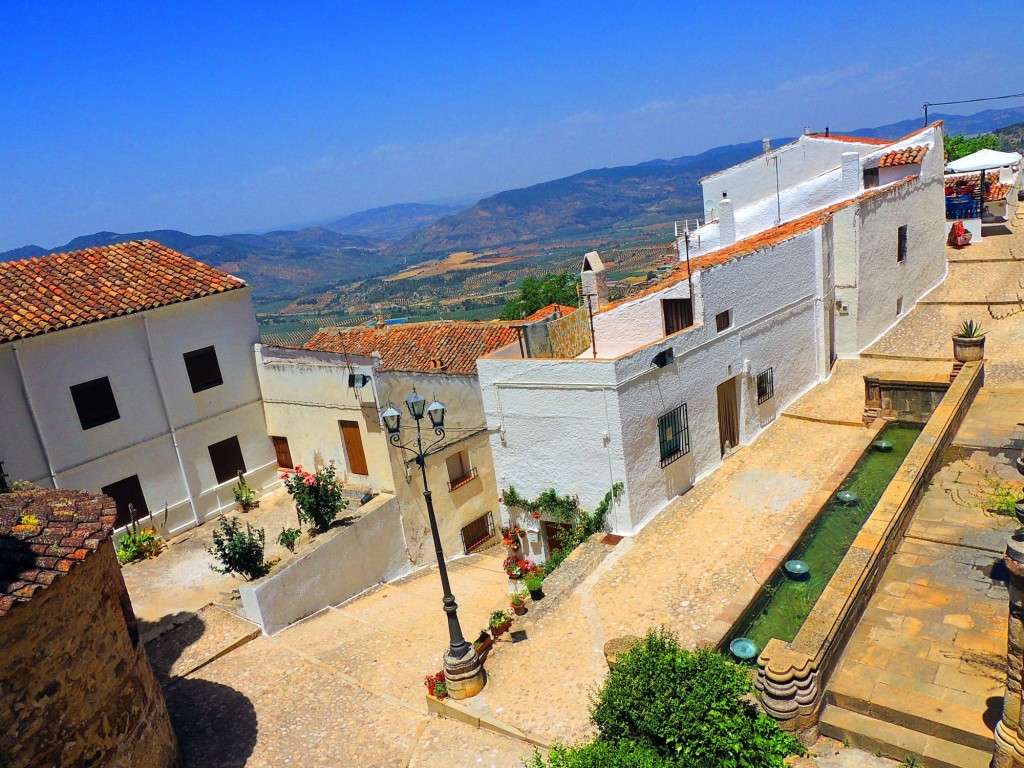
945, 148, 1023, 173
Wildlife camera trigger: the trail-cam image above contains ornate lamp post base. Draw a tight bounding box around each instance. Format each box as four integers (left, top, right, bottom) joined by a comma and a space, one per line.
444, 644, 485, 699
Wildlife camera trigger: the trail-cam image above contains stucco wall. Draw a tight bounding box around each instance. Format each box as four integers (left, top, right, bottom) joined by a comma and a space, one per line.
0, 289, 278, 536
591, 276, 700, 355
239, 494, 411, 634
0, 540, 178, 768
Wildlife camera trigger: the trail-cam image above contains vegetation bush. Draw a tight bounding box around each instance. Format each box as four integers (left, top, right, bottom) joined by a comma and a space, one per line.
116, 527, 161, 565
232, 472, 258, 512
532, 628, 803, 768
208, 516, 269, 580
944, 132, 1002, 162
282, 462, 347, 532
499, 272, 580, 320
277, 526, 301, 552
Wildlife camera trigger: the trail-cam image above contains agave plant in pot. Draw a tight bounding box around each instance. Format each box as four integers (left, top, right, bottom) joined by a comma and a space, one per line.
952, 319, 986, 363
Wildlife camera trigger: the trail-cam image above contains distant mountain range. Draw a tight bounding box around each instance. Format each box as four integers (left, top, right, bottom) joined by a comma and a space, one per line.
6, 106, 1023, 298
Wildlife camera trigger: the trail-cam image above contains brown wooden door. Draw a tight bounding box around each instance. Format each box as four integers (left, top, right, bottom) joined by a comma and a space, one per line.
716, 377, 740, 456
271, 436, 293, 469
339, 420, 369, 475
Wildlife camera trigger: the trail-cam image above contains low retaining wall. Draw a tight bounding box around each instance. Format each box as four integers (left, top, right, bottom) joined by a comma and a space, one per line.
863, 371, 951, 425
240, 494, 411, 634
755, 360, 984, 741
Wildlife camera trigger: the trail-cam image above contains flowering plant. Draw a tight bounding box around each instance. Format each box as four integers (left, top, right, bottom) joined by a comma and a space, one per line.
510, 591, 526, 608
281, 462, 347, 532
424, 670, 448, 699
503, 556, 534, 578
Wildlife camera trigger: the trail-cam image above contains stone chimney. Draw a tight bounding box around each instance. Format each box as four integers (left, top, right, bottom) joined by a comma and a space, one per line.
841, 152, 862, 197
719, 192, 736, 246
581, 251, 608, 310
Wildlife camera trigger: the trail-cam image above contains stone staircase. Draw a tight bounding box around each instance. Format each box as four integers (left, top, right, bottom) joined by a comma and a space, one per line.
342, 483, 374, 509
820, 668, 994, 768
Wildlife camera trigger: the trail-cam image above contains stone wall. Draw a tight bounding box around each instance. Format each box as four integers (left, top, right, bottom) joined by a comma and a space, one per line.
0, 492, 178, 768
863, 371, 950, 425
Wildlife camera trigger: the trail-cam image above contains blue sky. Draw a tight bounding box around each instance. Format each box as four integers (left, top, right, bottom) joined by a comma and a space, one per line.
2, 1, 1022, 251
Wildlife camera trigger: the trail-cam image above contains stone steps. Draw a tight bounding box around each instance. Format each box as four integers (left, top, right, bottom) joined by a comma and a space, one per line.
820, 705, 991, 768
827, 665, 995, 751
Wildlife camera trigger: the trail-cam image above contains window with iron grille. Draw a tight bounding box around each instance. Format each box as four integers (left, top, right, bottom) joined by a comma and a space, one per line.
70, 377, 120, 430
460, 511, 494, 554
756, 367, 775, 404
897, 225, 908, 262
658, 404, 690, 467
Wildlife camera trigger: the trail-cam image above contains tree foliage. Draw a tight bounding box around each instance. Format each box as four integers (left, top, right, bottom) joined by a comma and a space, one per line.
531, 628, 804, 768
944, 132, 1002, 162
498, 272, 580, 320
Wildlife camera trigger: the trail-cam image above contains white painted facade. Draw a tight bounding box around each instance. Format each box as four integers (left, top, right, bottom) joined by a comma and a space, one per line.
479, 124, 947, 549
255, 346, 502, 565
0, 288, 279, 536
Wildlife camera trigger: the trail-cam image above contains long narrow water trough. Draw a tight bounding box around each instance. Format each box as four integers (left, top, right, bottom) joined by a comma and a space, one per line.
729, 422, 923, 659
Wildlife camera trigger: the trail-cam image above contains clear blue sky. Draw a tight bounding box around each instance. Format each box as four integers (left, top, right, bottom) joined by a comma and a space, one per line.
2, 0, 1022, 251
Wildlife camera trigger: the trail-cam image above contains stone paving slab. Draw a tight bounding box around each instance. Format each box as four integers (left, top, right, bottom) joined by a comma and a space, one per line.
146, 604, 260, 685
921, 259, 1024, 304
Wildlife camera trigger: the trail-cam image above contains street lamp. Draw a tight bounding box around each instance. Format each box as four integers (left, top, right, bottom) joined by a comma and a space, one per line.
381, 388, 485, 699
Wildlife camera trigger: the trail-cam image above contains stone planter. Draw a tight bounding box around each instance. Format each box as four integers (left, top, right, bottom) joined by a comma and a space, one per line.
952, 335, 985, 363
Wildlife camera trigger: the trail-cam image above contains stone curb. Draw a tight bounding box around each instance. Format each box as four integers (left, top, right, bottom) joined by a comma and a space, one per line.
425, 694, 551, 750
164, 625, 261, 687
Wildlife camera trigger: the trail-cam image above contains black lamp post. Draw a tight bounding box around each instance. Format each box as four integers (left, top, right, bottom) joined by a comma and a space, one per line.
380, 389, 484, 698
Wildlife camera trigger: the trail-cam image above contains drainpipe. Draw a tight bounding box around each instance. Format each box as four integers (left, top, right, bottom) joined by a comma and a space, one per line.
11, 342, 58, 487
142, 314, 199, 527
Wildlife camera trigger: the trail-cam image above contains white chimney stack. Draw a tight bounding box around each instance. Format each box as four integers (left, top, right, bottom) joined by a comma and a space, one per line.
841, 152, 862, 196
719, 192, 736, 246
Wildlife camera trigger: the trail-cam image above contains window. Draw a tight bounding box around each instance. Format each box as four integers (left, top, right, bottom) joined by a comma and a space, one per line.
662, 298, 694, 335
756, 367, 775, 405
183, 346, 223, 393
658, 404, 690, 467
208, 436, 246, 484
446, 449, 477, 490
897, 225, 908, 263
271, 436, 294, 469
715, 310, 733, 333
70, 377, 120, 430
102, 475, 149, 529
460, 512, 494, 554
863, 167, 879, 189
896, 296, 904, 316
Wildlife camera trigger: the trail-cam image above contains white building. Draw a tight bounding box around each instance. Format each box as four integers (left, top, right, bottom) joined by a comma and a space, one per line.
0, 241, 278, 536
479, 124, 947, 557
255, 320, 519, 564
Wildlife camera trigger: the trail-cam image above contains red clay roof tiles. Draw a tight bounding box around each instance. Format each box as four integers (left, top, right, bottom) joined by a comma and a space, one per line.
806, 133, 891, 146
523, 303, 577, 322
0, 490, 116, 617
305, 321, 520, 376
878, 145, 928, 167
0, 240, 246, 344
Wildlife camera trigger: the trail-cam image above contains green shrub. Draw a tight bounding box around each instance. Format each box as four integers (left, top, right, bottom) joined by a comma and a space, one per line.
277, 526, 301, 552
282, 462, 347, 532
232, 472, 258, 511
208, 516, 269, 580
116, 528, 161, 565
528, 740, 667, 768
589, 628, 803, 768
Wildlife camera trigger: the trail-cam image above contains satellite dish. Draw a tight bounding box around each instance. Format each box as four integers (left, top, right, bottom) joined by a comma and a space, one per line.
704, 201, 715, 212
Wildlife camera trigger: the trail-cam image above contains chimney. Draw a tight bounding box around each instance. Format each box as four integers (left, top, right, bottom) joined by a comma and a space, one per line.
719, 192, 736, 246
841, 152, 861, 196
581, 251, 608, 310
762, 137, 772, 154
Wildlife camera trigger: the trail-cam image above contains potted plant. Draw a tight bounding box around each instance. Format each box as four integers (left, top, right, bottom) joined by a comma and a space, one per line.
474, 628, 494, 655
510, 591, 527, 616
524, 569, 545, 600
504, 556, 530, 580
424, 670, 448, 700
952, 319, 985, 363
489, 609, 512, 639
233, 471, 259, 513
500, 525, 521, 551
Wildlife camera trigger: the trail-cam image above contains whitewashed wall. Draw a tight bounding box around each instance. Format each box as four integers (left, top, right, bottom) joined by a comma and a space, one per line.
0, 289, 278, 536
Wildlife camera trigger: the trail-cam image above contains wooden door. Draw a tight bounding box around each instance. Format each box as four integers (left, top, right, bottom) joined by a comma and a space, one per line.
339, 420, 369, 475
271, 436, 293, 469
716, 377, 740, 457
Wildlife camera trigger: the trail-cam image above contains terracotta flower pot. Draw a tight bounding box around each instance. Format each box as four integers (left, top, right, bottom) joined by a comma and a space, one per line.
952, 335, 985, 363
490, 619, 512, 639
512, 604, 527, 616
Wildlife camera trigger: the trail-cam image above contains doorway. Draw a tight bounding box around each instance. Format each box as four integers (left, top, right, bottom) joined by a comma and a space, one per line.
338, 420, 369, 476
829, 298, 838, 368
716, 377, 740, 456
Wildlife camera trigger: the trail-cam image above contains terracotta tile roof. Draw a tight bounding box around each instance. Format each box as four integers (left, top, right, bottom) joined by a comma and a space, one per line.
878, 145, 928, 167
601, 176, 918, 314
0, 240, 246, 344
0, 489, 115, 617
305, 321, 520, 375
806, 133, 891, 146
523, 303, 577, 322
987, 182, 1013, 202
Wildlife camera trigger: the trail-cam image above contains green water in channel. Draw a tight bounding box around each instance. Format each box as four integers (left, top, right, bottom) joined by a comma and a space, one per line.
736, 422, 923, 654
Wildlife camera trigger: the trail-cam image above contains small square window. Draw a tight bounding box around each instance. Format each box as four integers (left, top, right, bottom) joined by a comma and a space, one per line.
102, 475, 149, 529
208, 436, 246, 484
715, 310, 732, 333
662, 298, 694, 336
756, 367, 775, 405
184, 346, 223, 393
447, 449, 477, 490
897, 225, 908, 263
658, 404, 690, 467
70, 377, 120, 430
863, 167, 879, 189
